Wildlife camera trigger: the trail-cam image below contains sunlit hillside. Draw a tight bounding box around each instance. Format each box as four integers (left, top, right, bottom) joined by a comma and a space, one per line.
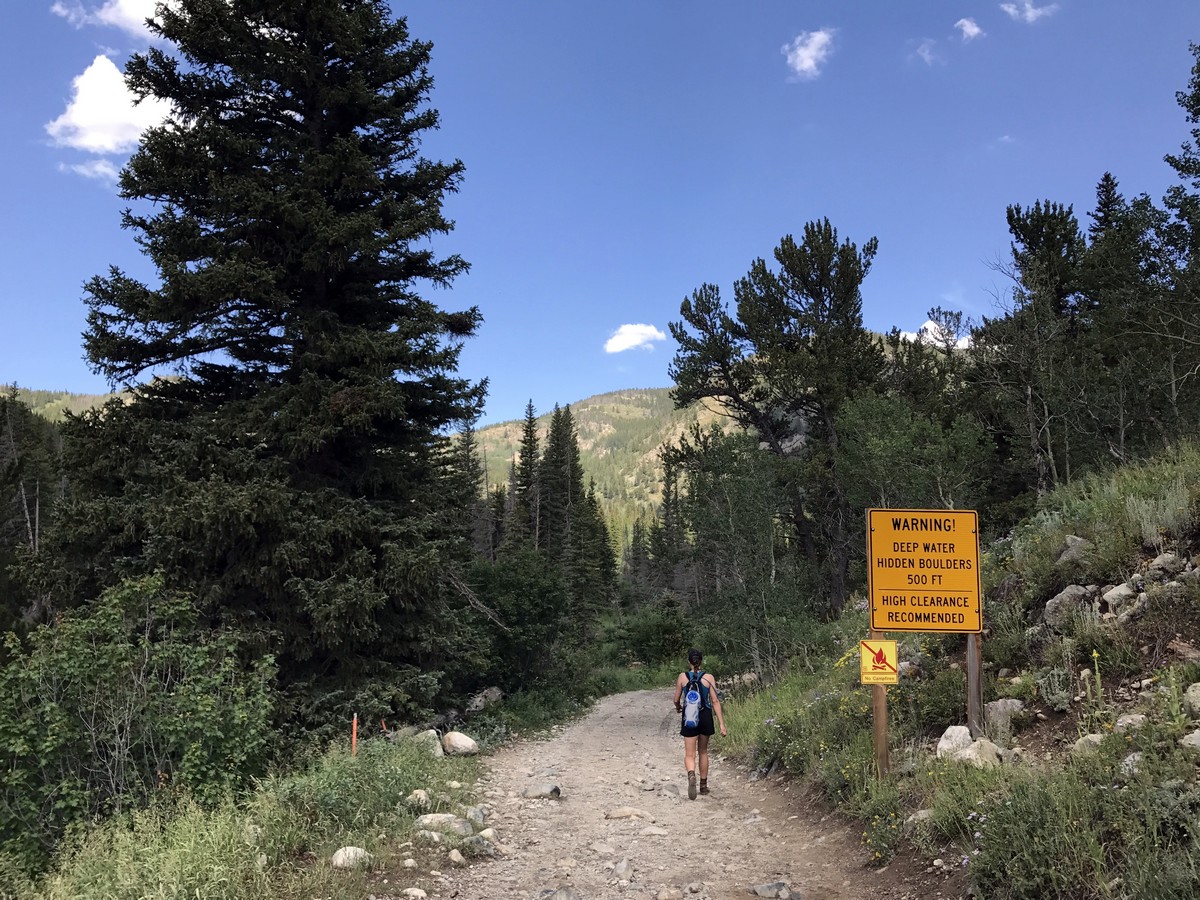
477, 388, 726, 544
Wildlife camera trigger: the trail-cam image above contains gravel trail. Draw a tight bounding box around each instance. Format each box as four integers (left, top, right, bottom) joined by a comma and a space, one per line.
437, 688, 959, 900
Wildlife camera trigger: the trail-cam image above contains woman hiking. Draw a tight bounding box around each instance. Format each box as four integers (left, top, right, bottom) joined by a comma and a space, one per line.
673, 648, 726, 799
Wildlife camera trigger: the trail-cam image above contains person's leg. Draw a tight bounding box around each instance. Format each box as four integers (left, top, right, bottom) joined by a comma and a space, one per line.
683, 735, 698, 799
697, 734, 710, 793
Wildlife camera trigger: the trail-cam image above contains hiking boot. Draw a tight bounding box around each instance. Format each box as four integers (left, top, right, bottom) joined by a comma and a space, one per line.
699, 779, 709, 795
688, 771, 697, 800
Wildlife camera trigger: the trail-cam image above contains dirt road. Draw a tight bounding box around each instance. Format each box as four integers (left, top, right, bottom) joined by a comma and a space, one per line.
436, 688, 966, 900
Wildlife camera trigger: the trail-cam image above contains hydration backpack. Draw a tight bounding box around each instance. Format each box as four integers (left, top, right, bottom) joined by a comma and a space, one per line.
682, 670, 706, 729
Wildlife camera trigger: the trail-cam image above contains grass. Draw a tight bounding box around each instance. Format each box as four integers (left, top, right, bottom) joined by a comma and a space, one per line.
19, 737, 478, 900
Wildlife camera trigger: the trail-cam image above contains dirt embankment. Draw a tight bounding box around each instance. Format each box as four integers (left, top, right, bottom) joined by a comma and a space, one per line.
404, 689, 967, 900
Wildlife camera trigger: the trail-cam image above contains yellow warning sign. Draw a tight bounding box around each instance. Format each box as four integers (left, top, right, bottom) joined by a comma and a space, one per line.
867, 509, 982, 633
860, 640, 898, 685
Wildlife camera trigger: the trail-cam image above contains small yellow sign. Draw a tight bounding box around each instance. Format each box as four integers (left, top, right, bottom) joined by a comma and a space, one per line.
860, 639, 899, 685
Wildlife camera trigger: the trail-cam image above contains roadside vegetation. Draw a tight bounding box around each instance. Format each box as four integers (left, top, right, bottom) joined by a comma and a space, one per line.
4, 4, 1200, 899
717, 445, 1200, 899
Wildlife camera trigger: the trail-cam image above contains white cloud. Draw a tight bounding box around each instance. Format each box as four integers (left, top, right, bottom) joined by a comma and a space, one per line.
1000, 1, 1059, 24
60, 159, 121, 181
782, 29, 836, 80
898, 320, 972, 349
604, 324, 667, 354
45, 54, 171, 154
915, 39, 939, 66
51, 0, 159, 38
955, 18, 985, 41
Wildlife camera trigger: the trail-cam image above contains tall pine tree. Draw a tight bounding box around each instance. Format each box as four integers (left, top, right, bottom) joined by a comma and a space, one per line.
39, 0, 483, 728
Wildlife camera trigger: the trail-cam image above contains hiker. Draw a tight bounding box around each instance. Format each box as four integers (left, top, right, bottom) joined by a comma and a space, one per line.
673, 648, 726, 799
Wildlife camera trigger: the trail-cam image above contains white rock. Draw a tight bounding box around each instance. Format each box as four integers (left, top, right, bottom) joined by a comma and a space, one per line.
936, 725, 973, 758
403, 890, 427, 899
441, 731, 480, 755
1178, 729, 1200, 755
640, 825, 670, 836
448, 849, 466, 865
522, 783, 562, 800
330, 846, 373, 869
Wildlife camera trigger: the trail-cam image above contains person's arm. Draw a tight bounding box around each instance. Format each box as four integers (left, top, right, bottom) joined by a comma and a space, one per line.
704, 674, 726, 736
673, 674, 685, 711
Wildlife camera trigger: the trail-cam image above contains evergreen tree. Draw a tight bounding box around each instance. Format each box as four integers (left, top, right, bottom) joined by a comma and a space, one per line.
510, 400, 541, 547
538, 404, 584, 566
38, 0, 483, 727
669, 221, 884, 617
0, 390, 63, 635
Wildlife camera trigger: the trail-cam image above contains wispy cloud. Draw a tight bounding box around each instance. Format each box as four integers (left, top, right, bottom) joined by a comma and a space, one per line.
45, 54, 171, 154
60, 159, 121, 182
1000, 1, 1059, 24
914, 39, 940, 66
955, 18, 985, 41
782, 29, 836, 80
605, 324, 666, 354
51, 0, 158, 39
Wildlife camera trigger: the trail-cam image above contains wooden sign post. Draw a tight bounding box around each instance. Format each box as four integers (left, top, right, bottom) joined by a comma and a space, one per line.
865, 509, 984, 768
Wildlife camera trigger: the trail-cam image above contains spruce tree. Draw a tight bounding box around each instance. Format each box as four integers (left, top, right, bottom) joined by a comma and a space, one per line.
510, 401, 541, 547
41, 0, 483, 727
538, 404, 584, 565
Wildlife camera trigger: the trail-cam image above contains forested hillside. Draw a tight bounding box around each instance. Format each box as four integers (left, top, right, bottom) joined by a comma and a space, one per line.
9, 386, 118, 421
476, 388, 721, 544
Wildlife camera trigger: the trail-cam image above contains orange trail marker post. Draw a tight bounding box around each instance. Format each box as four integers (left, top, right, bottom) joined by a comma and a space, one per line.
352, 713, 358, 757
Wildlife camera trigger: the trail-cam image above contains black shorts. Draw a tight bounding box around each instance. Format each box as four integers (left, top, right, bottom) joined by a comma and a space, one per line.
681, 707, 715, 738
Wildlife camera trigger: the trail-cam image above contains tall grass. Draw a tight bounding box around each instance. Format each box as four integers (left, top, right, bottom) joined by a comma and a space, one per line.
22, 738, 477, 900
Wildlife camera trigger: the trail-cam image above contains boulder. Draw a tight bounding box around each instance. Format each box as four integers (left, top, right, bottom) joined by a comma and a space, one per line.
331, 846, 373, 869
1075, 734, 1099, 758
952, 738, 1003, 769
1178, 729, 1200, 756
1056, 535, 1094, 567
412, 729, 444, 758
1148, 552, 1186, 579
1185, 682, 1200, 719
1044, 584, 1096, 632
441, 731, 479, 756
936, 725, 973, 758
984, 698, 1026, 748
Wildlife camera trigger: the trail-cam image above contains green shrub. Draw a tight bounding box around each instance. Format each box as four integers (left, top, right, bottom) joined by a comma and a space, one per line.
891, 666, 967, 739
968, 770, 1111, 899
0, 576, 276, 874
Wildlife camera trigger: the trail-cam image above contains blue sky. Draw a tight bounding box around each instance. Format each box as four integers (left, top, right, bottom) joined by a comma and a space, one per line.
3, 1, 1199, 425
